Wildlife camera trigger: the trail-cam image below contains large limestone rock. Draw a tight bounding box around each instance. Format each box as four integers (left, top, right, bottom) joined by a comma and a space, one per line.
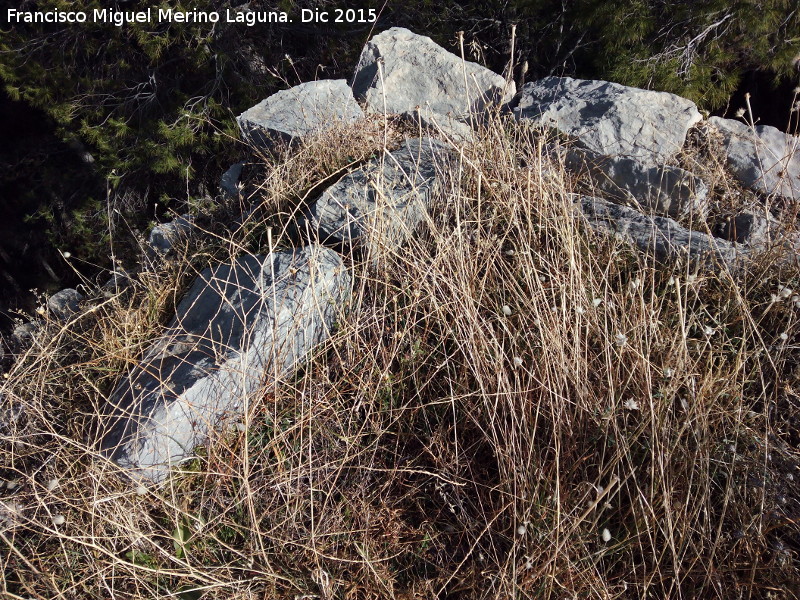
100, 245, 351, 482
565, 148, 708, 218
303, 137, 452, 258
576, 196, 741, 270
352, 27, 514, 120
708, 117, 800, 200
237, 79, 363, 147
515, 77, 702, 166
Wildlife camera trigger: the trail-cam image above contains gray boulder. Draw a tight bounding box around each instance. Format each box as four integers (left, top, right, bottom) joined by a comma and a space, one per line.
708, 117, 800, 200
47, 288, 84, 321
515, 77, 702, 166
237, 80, 363, 148
352, 27, 514, 120
576, 196, 741, 271
303, 137, 452, 258
100, 245, 350, 482
148, 214, 195, 257
565, 148, 708, 218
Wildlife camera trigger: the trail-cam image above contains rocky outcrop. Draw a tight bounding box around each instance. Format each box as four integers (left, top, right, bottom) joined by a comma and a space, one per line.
303, 137, 452, 259
576, 196, 741, 270
81, 27, 800, 487
708, 117, 800, 200
565, 148, 708, 218
515, 77, 702, 166
352, 27, 514, 122
238, 79, 363, 148
100, 245, 350, 482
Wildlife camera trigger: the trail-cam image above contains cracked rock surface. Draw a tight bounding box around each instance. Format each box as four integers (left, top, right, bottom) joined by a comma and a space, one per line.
516, 77, 702, 166
100, 245, 351, 482
304, 137, 453, 259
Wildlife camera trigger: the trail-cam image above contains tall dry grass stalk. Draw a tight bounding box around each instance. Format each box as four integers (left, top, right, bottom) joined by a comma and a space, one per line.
1, 112, 799, 599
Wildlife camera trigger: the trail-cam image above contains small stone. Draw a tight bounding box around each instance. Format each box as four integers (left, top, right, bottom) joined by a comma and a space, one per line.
220, 162, 245, 198
47, 288, 84, 321
148, 215, 196, 257
564, 147, 709, 218
303, 138, 453, 259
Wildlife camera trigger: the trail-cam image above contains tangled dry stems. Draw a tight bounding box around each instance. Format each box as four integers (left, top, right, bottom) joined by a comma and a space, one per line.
1, 114, 799, 599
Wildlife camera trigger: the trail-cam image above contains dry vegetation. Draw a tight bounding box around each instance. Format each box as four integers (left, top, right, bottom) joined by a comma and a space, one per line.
2, 113, 800, 599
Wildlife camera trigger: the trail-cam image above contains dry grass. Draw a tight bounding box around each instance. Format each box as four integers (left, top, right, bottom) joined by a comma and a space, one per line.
1, 113, 800, 599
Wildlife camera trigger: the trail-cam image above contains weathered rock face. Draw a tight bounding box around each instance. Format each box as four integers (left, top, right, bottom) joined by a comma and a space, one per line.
303, 137, 452, 259
576, 196, 740, 270
708, 117, 800, 200
352, 27, 514, 120
516, 77, 702, 166
565, 148, 708, 218
100, 245, 351, 482
237, 79, 363, 148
